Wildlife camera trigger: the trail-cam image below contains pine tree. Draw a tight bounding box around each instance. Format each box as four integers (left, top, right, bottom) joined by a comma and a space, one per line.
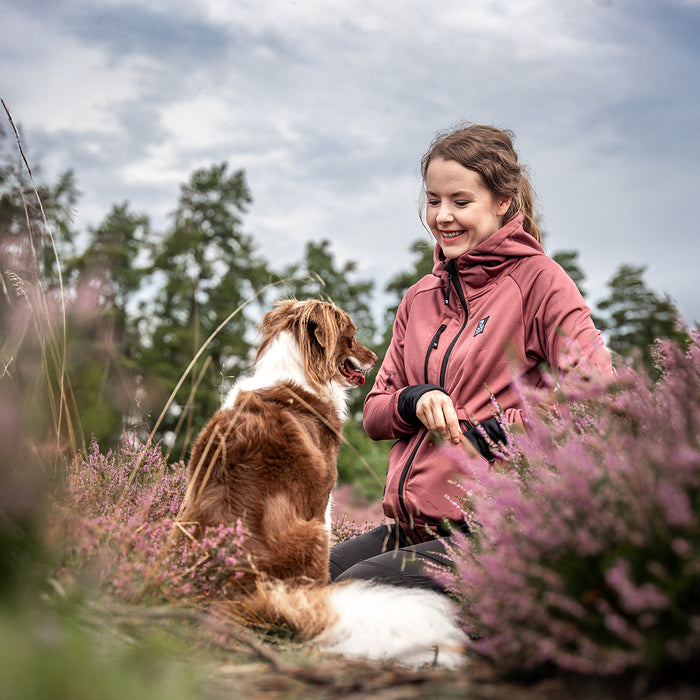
281, 239, 376, 343
138, 163, 267, 454
594, 264, 688, 372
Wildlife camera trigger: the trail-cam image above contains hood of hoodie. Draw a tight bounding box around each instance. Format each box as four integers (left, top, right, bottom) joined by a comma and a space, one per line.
431, 213, 544, 293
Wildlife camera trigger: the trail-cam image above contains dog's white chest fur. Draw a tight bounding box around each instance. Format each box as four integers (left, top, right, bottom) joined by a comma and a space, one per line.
223, 331, 349, 420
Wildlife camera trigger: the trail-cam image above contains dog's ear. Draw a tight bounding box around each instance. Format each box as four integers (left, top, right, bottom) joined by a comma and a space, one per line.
312, 320, 328, 348
302, 318, 329, 355
305, 303, 337, 350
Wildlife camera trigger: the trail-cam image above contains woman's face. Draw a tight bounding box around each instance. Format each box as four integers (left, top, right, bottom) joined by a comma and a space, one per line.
424, 157, 511, 259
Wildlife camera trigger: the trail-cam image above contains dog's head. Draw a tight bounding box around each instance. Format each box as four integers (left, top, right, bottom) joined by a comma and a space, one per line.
257, 299, 377, 394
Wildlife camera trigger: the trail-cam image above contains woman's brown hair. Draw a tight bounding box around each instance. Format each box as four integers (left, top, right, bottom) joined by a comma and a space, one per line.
420, 124, 541, 243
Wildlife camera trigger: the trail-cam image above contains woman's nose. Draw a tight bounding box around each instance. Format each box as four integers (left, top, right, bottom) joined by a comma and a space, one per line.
436, 205, 453, 223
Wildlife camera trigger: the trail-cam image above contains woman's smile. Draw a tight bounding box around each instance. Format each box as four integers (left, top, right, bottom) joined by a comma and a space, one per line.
439, 229, 465, 240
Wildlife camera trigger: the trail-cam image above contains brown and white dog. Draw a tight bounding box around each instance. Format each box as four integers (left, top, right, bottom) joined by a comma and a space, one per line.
183, 299, 467, 668
184, 299, 376, 586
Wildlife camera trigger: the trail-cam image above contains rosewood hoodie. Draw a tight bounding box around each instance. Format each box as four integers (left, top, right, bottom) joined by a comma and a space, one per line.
363, 214, 612, 539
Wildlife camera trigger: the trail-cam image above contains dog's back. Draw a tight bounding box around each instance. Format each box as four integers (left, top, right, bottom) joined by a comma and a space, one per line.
184, 382, 342, 587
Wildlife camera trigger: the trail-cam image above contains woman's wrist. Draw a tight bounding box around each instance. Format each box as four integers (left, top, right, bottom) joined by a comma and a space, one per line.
398, 384, 448, 426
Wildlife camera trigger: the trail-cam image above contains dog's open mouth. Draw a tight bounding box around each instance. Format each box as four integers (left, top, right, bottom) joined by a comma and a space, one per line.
338, 358, 366, 386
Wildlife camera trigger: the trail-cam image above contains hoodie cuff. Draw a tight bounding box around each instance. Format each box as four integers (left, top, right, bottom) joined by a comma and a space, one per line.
464, 417, 507, 463
398, 384, 448, 426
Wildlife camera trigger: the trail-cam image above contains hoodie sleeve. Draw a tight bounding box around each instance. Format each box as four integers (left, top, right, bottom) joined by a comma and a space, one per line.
363, 294, 424, 441
525, 259, 614, 379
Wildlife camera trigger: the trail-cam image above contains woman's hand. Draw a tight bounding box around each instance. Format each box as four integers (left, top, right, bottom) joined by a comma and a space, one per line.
416, 390, 485, 459
415, 390, 463, 445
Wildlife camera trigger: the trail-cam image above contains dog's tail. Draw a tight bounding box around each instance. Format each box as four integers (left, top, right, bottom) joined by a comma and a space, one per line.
243, 578, 468, 669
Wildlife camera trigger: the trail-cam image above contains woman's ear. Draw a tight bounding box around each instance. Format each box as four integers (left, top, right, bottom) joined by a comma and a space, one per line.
497, 196, 512, 217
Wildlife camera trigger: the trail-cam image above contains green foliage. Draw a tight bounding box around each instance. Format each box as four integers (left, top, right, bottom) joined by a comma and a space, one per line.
74, 202, 150, 331
594, 264, 689, 373
336, 420, 389, 501
137, 163, 269, 455
0, 125, 79, 294
57, 203, 152, 446
0, 605, 204, 700
0, 127, 86, 460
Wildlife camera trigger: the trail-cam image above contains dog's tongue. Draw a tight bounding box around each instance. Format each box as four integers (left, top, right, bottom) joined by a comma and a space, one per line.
341, 359, 365, 385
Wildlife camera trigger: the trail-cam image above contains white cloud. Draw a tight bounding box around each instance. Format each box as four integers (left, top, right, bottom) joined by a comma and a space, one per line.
2, 5, 158, 136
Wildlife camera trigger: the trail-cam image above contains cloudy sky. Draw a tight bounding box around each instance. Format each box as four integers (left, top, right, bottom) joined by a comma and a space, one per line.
3, 0, 699, 326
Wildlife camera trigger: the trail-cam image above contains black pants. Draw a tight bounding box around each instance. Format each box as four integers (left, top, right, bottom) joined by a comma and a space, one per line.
329, 524, 458, 593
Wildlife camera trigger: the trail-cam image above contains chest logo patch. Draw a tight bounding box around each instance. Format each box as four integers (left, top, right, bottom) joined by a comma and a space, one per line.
474, 316, 490, 337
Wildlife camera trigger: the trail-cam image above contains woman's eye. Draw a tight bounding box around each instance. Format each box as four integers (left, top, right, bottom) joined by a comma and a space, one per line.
455, 200, 470, 207
427, 199, 440, 206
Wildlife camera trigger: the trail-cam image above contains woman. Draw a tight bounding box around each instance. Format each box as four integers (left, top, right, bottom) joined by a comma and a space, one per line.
329, 124, 613, 591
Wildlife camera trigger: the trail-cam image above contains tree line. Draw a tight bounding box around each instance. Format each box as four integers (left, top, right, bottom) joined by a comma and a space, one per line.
0, 125, 691, 495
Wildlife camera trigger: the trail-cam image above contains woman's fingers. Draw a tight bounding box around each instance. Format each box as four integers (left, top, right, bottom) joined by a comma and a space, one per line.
415, 390, 462, 444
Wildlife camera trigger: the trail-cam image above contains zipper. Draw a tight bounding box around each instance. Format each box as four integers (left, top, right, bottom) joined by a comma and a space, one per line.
439, 260, 469, 386
397, 322, 445, 526
396, 431, 428, 527
396, 260, 469, 529
424, 324, 447, 383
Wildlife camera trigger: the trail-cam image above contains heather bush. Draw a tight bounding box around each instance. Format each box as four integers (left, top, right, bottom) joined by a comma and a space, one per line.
53, 438, 377, 601
438, 333, 700, 677
52, 439, 246, 602
331, 514, 377, 544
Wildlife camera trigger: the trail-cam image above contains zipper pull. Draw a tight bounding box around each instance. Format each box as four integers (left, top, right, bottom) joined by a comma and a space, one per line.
431, 324, 447, 349
444, 259, 455, 305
